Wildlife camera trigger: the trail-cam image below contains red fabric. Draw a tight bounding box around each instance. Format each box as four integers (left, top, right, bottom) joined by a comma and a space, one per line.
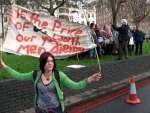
104, 25, 110, 39
104, 30, 110, 39
94, 24, 99, 32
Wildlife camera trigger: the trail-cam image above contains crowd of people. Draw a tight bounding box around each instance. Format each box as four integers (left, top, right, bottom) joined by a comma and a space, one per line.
85, 19, 146, 60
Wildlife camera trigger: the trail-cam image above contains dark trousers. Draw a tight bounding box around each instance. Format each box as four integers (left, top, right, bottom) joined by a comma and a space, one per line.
118, 41, 128, 59
135, 41, 143, 55
104, 44, 113, 55
128, 45, 134, 55
35, 106, 64, 113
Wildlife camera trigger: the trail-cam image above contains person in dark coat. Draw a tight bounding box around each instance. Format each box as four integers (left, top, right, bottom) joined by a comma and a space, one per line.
112, 19, 130, 60
132, 27, 145, 55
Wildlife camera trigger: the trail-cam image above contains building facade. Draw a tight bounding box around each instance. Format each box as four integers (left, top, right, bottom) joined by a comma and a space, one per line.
56, 1, 96, 25
96, 1, 150, 33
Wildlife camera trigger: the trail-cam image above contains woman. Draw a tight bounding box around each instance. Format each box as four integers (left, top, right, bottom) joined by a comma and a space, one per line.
0, 52, 101, 113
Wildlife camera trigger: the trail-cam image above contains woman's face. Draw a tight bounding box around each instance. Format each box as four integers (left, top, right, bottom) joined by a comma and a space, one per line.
44, 56, 54, 72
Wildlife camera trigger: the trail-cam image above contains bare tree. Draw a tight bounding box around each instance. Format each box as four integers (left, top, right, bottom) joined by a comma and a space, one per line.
98, 0, 126, 25
128, 0, 150, 27
35, 0, 66, 16
15, 0, 66, 16
110, 0, 127, 25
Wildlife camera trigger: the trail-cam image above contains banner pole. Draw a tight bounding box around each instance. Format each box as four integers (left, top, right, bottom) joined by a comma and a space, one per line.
81, 7, 101, 73
94, 45, 101, 72
76, 53, 80, 64
91, 35, 101, 73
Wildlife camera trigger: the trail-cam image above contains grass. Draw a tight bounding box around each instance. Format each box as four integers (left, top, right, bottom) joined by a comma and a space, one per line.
143, 41, 150, 54
0, 41, 150, 79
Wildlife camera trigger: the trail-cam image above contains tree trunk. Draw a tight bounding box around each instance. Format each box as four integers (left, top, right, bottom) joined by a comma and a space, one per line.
49, 9, 55, 16
135, 22, 140, 28
112, 12, 117, 25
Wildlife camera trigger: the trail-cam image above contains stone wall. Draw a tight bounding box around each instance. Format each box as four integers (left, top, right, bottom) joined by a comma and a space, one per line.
0, 80, 34, 113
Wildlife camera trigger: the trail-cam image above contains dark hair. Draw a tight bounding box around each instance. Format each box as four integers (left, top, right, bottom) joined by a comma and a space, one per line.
90, 23, 94, 29
39, 52, 61, 88
39, 52, 56, 73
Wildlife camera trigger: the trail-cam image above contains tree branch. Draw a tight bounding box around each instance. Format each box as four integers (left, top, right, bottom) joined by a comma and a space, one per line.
49, 0, 54, 10
54, 0, 65, 11
33, 0, 50, 11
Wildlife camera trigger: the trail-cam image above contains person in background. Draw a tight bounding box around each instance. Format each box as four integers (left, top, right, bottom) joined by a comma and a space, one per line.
89, 23, 97, 58
94, 24, 102, 56
111, 27, 119, 55
112, 19, 130, 60
97, 29, 105, 56
128, 28, 134, 55
133, 27, 145, 55
103, 24, 111, 55
0, 52, 102, 113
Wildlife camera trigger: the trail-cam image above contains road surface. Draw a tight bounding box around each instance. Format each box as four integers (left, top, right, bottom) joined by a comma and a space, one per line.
68, 79, 150, 113
88, 84, 150, 113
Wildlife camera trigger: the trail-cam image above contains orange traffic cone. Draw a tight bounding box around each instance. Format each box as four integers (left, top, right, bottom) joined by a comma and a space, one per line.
126, 75, 141, 104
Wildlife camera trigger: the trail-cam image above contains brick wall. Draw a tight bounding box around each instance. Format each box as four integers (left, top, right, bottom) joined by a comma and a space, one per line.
0, 80, 34, 113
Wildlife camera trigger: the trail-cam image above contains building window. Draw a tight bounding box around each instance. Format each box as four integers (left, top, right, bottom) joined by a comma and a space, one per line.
59, 8, 69, 13
88, 14, 90, 18
81, 14, 84, 18
59, 8, 65, 13
92, 13, 94, 17
59, 15, 69, 21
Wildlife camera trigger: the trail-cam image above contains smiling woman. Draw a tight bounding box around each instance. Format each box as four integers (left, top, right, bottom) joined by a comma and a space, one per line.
0, 51, 102, 113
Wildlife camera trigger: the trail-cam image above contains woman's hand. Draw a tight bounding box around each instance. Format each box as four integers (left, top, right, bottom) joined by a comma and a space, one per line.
0, 59, 6, 69
87, 72, 102, 83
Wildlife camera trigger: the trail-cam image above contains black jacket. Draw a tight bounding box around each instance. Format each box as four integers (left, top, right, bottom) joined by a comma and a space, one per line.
112, 24, 130, 42
133, 30, 145, 42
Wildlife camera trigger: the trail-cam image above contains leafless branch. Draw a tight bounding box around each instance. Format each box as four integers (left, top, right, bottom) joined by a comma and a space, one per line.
54, 0, 65, 11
